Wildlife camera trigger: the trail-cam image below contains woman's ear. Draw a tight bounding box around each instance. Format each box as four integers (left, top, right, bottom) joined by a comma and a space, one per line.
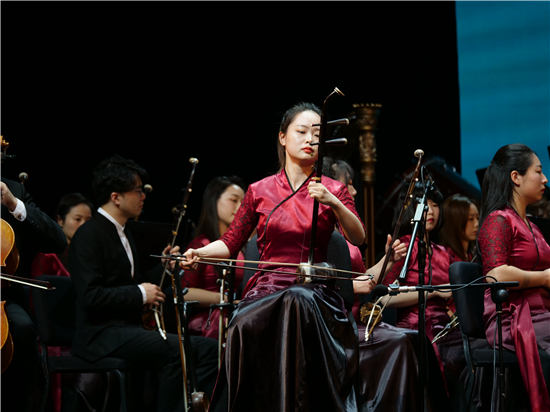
278, 131, 286, 147
510, 170, 521, 186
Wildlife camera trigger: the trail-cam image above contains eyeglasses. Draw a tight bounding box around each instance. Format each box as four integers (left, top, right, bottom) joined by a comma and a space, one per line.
127, 187, 145, 195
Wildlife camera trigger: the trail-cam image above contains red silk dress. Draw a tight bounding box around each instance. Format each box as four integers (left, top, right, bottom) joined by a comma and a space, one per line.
479, 207, 550, 411
210, 170, 364, 412
382, 235, 457, 347
182, 234, 244, 339
382, 235, 470, 399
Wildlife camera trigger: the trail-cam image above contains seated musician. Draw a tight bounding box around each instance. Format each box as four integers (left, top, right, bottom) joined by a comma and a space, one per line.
478, 144, 550, 411
1, 175, 67, 412
69, 155, 218, 412
183, 102, 366, 411
181, 175, 247, 340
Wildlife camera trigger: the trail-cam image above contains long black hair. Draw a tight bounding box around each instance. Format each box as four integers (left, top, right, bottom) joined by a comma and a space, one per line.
195, 175, 247, 242
479, 143, 535, 228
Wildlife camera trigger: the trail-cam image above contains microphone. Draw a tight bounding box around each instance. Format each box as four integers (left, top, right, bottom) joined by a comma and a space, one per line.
428, 180, 443, 204
19, 172, 28, 185
311, 118, 349, 127
373, 284, 390, 297
422, 168, 444, 204
379, 281, 519, 296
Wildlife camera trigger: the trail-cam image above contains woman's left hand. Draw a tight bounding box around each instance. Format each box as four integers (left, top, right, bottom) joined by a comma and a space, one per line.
385, 235, 407, 263
308, 181, 336, 206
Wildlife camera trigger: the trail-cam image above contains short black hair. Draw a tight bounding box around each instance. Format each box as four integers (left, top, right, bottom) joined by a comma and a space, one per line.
92, 155, 149, 206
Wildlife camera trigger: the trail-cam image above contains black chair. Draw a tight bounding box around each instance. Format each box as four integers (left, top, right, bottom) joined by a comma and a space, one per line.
449, 261, 521, 410
32, 275, 132, 412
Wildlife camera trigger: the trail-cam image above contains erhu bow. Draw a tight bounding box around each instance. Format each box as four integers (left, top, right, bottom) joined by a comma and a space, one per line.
361, 149, 424, 341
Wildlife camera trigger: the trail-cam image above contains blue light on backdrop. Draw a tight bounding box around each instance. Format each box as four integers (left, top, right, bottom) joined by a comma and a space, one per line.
456, 1, 550, 189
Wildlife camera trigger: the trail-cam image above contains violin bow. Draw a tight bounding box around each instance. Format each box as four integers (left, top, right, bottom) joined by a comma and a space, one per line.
0, 273, 54, 290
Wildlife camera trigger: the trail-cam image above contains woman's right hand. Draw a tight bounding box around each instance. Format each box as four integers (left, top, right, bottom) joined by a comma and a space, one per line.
180, 248, 201, 270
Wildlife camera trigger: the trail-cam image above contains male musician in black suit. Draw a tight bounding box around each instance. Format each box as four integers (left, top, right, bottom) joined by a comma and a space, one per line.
1, 177, 68, 412
69, 155, 218, 412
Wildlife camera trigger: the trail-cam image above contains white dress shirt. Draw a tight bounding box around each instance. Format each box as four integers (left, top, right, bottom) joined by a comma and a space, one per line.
98, 207, 147, 304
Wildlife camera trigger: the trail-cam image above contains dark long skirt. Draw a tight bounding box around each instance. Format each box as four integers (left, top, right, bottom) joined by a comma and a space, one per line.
210, 283, 358, 412
356, 321, 448, 412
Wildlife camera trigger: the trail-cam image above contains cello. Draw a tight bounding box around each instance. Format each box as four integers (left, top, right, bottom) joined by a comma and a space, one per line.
1, 218, 18, 373
1, 137, 54, 373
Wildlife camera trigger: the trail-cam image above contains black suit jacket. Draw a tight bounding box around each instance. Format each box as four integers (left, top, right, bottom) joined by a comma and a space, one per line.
1, 177, 67, 306
69, 212, 162, 362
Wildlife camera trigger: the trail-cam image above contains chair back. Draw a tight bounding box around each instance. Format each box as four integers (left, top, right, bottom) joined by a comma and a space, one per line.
448, 261, 487, 339
32, 275, 77, 347
240, 231, 354, 310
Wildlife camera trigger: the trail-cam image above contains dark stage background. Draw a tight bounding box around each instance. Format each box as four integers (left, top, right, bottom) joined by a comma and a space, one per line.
1, 2, 465, 259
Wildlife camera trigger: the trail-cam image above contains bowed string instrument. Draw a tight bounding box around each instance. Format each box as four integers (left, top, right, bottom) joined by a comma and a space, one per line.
144, 157, 209, 412
360, 148, 424, 341
1, 137, 54, 374
157, 88, 375, 286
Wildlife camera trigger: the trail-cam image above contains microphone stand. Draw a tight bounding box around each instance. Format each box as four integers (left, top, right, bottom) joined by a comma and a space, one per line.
388, 281, 514, 410
491, 286, 509, 408
397, 192, 428, 412
209, 261, 237, 369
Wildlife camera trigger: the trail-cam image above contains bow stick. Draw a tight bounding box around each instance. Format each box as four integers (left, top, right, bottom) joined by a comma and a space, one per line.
0, 273, 54, 290
151, 255, 372, 281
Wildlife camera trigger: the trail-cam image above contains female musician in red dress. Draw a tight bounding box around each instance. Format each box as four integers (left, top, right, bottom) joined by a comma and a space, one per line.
183, 102, 366, 411
380, 182, 478, 409
328, 159, 450, 411
31, 192, 93, 278
440, 194, 480, 263
478, 143, 550, 411
182, 176, 247, 339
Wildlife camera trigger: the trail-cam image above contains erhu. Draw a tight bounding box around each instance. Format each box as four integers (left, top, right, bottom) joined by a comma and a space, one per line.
360, 149, 424, 341
149, 157, 209, 411
299, 87, 349, 283
143, 158, 199, 339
